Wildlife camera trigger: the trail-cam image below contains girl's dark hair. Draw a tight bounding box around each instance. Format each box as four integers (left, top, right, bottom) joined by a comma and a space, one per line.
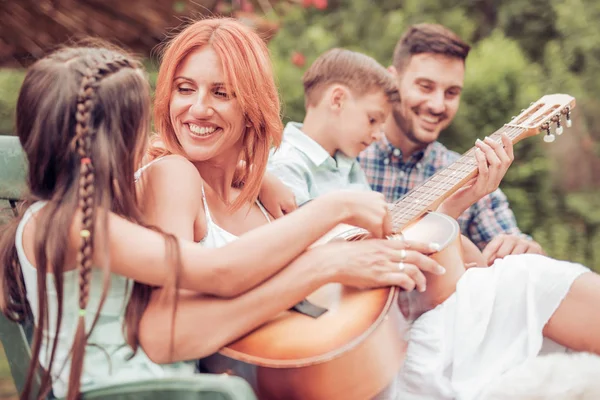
0, 44, 173, 399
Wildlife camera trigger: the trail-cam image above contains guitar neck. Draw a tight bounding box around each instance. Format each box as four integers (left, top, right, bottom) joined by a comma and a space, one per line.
389, 125, 527, 231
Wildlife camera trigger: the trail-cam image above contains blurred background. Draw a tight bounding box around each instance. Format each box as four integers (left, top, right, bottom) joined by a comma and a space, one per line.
0, 0, 599, 397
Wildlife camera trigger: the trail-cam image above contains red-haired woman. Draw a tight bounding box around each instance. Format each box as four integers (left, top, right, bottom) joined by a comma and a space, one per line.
135, 17, 444, 377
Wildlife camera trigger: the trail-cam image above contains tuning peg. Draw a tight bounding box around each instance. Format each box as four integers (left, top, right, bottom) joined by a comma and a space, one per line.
542, 123, 555, 143
556, 117, 563, 135
561, 107, 573, 127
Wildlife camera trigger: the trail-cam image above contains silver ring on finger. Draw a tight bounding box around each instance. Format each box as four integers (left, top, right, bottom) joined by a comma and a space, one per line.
398, 261, 406, 272
399, 249, 407, 261
389, 232, 405, 242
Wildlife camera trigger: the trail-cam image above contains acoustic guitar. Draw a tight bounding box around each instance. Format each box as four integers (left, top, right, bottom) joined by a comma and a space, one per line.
213, 94, 576, 400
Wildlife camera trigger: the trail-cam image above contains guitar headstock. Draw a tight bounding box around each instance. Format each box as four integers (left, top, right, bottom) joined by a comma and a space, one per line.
505, 94, 576, 143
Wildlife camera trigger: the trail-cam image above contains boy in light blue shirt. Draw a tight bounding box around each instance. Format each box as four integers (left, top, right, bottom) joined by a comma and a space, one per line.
267, 48, 397, 206
268, 121, 374, 206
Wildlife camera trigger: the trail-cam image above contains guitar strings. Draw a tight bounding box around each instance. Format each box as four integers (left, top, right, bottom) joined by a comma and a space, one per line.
390, 126, 522, 225
388, 126, 525, 231
390, 127, 520, 224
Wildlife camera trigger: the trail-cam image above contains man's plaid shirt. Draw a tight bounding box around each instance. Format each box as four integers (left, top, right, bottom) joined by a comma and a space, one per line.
358, 137, 524, 250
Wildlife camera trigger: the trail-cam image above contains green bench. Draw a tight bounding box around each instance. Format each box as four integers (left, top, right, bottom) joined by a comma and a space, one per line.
0, 135, 257, 400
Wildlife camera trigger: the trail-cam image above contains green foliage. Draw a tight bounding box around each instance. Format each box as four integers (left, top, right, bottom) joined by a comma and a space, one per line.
446, 31, 543, 150
0, 69, 25, 135
498, 0, 558, 61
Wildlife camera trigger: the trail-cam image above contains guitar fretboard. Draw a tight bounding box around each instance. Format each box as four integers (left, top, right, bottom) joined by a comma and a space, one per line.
389, 125, 526, 231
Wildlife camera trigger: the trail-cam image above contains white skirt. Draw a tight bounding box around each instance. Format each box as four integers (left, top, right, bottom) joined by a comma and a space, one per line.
396, 254, 590, 400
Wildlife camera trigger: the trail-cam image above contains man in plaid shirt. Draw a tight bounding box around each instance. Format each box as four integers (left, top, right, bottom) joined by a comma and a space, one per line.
358, 23, 543, 264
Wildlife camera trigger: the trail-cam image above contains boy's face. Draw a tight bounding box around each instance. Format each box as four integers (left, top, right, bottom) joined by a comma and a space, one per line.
336, 89, 391, 158
389, 53, 464, 147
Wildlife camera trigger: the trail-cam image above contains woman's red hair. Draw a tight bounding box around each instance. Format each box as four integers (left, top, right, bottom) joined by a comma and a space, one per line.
152, 17, 282, 210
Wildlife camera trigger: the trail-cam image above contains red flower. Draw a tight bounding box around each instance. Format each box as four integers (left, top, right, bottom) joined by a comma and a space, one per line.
313, 0, 327, 9
291, 51, 306, 67
302, 0, 312, 7
241, 0, 254, 12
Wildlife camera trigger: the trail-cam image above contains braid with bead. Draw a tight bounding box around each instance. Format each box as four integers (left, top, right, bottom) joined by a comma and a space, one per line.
67, 54, 138, 400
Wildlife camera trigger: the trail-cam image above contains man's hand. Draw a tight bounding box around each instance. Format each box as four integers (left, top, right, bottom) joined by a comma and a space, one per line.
482, 234, 544, 266
438, 133, 514, 219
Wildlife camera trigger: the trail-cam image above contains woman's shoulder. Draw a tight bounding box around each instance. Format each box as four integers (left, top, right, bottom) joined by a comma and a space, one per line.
141, 155, 203, 184
137, 154, 204, 208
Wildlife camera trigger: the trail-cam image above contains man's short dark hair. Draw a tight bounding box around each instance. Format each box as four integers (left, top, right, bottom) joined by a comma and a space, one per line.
393, 23, 471, 70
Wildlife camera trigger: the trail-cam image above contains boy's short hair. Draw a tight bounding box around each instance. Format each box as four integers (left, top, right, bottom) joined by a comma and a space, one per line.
393, 23, 471, 70
303, 48, 399, 107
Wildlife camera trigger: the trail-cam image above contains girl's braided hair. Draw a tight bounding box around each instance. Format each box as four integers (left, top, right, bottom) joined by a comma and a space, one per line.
68, 54, 140, 400
0, 44, 178, 400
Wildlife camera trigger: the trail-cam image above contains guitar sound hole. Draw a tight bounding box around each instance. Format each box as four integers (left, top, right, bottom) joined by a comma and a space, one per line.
346, 232, 371, 241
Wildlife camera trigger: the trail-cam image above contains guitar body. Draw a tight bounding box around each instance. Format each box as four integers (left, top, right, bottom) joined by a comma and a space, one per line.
211, 212, 464, 400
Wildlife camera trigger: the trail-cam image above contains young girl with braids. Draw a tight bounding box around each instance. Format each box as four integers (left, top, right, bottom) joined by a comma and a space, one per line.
0, 44, 439, 399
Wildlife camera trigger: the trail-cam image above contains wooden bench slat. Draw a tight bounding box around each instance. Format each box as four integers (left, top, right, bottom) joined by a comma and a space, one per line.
0, 135, 27, 201
0, 199, 16, 227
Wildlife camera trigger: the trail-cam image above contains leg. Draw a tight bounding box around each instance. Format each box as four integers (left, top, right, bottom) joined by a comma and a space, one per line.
460, 234, 486, 267
543, 272, 600, 354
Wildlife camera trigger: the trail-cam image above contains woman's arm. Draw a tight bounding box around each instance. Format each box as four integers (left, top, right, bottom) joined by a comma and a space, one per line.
133, 155, 391, 296
73, 159, 389, 297
139, 238, 442, 363
139, 245, 331, 363
91, 201, 340, 297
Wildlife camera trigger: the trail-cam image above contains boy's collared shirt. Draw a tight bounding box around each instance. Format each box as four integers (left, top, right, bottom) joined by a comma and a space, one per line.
358, 136, 525, 249
268, 122, 371, 206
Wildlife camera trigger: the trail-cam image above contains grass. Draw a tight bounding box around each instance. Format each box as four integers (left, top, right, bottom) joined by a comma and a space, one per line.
0, 69, 24, 136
